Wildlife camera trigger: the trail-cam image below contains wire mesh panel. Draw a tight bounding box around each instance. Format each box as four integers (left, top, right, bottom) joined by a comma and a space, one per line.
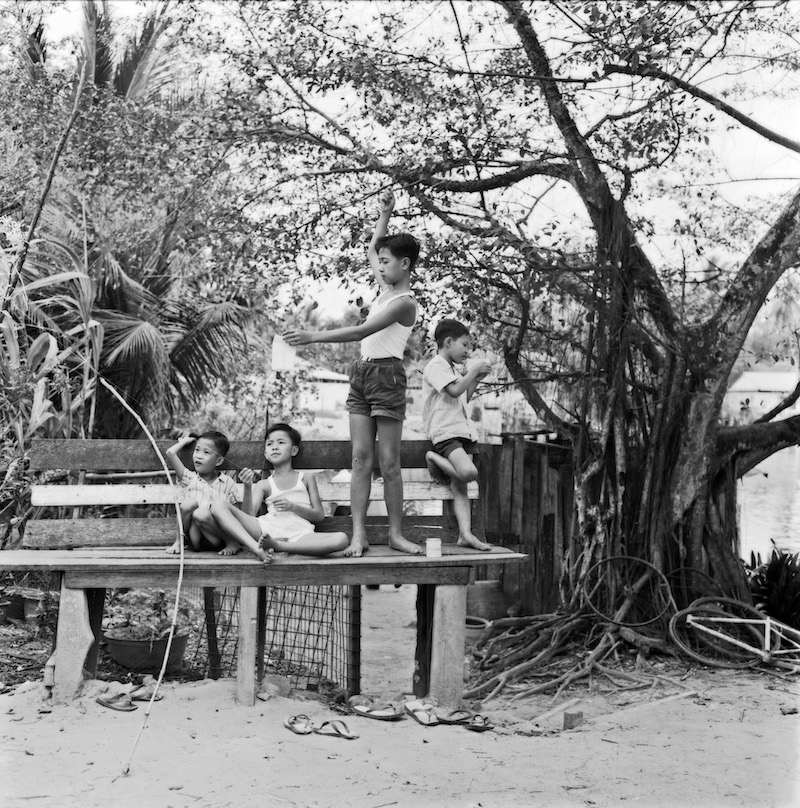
183, 584, 360, 694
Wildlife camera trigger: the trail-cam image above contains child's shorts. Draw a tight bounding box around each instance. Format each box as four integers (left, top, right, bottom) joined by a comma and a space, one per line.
256, 513, 314, 543
346, 358, 407, 421
433, 437, 478, 458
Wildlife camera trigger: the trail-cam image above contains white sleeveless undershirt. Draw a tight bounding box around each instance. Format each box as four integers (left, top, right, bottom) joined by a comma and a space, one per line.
360, 291, 417, 359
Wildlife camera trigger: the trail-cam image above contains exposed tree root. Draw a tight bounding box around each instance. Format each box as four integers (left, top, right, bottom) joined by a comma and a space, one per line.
466, 608, 687, 704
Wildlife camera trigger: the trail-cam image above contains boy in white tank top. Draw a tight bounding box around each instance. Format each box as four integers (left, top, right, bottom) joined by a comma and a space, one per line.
209, 423, 349, 561
283, 190, 421, 557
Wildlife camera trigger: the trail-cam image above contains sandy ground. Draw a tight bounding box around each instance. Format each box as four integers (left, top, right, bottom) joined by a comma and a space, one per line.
2, 585, 799, 808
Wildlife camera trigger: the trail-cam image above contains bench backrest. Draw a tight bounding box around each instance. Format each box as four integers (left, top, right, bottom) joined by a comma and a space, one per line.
25, 439, 482, 550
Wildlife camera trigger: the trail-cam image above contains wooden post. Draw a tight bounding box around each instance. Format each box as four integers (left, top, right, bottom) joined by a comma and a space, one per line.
344, 585, 361, 696
203, 587, 221, 679
414, 584, 434, 697
83, 588, 106, 676
428, 584, 466, 709
52, 584, 94, 703
235, 586, 258, 705
256, 587, 267, 683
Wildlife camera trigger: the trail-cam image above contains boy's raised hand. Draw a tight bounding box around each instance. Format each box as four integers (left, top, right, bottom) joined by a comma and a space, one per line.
378, 189, 395, 214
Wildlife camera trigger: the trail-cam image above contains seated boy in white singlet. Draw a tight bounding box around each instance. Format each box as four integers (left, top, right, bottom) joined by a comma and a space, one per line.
209, 423, 349, 563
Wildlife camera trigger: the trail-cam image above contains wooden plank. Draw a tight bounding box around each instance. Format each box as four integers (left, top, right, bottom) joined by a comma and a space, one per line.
30, 439, 440, 471
511, 436, 525, 537
428, 585, 467, 708
63, 566, 478, 589
24, 515, 465, 549
31, 479, 479, 508
236, 587, 258, 705
497, 439, 515, 532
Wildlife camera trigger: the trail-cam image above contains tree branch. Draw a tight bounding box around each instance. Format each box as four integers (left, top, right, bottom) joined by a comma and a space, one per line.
604, 63, 800, 155
717, 414, 800, 475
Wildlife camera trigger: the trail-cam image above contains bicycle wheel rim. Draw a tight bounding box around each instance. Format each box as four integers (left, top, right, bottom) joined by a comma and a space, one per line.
669, 604, 763, 669
582, 555, 672, 627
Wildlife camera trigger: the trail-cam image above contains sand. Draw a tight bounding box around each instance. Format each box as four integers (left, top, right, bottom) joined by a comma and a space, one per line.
2, 585, 799, 808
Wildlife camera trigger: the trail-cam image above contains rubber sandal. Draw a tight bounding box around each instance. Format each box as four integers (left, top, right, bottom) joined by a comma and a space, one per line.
130, 685, 163, 702
97, 693, 137, 712
313, 719, 359, 740
284, 714, 314, 735
352, 704, 404, 721
404, 700, 439, 726
464, 714, 494, 732
436, 709, 473, 725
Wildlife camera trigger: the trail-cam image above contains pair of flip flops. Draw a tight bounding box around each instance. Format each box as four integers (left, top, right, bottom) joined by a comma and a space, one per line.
403, 701, 494, 731
96, 692, 138, 712
284, 714, 359, 740
352, 704, 405, 721
97, 684, 164, 711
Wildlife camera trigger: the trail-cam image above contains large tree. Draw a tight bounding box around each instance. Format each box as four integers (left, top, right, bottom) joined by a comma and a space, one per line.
192, 0, 800, 601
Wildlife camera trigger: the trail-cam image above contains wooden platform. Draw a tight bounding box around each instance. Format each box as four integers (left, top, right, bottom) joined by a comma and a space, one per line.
2, 439, 526, 707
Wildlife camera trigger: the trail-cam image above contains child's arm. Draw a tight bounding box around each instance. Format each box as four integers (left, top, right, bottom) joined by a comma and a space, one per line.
442, 359, 492, 401
165, 431, 196, 481
238, 469, 269, 517
282, 296, 415, 346
463, 358, 492, 402
367, 190, 395, 288
271, 474, 325, 523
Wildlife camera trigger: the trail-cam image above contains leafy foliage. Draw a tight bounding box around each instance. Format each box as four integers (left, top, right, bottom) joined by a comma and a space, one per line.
750, 549, 800, 629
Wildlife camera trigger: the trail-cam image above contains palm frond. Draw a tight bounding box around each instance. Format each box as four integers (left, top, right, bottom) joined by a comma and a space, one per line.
115, 2, 179, 102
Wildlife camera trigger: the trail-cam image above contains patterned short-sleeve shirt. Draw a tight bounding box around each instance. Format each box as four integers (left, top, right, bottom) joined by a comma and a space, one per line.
178, 470, 238, 508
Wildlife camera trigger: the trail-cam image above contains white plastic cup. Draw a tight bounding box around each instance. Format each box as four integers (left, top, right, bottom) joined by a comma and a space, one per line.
271, 334, 297, 372
425, 538, 442, 558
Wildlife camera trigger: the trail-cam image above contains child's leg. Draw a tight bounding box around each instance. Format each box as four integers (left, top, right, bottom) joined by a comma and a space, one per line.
192, 505, 230, 553
425, 451, 452, 485
345, 413, 377, 557
376, 416, 422, 555
208, 500, 272, 564
428, 447, 478, 484
450, 478, 491, 551
261, 531, 349, 557
167, 500, 198, 554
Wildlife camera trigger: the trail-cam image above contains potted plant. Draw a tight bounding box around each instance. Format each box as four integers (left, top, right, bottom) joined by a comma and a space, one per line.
103, 589, 194, 671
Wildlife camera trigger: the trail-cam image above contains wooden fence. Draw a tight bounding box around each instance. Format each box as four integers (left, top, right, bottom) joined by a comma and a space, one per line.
473, 435, 573, 616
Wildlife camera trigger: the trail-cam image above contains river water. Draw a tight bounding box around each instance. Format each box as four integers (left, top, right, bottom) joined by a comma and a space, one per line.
739, 446, 800, 563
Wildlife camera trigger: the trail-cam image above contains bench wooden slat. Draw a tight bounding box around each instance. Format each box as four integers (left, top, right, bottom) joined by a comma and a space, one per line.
23, 516, 464, 549
0, 546, 526, 587
31, 480, 478, 507
29, 439, 437, 471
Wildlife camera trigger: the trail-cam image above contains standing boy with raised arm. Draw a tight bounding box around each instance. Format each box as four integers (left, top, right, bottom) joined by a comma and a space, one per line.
283, 190, 420, 557
422, 319, 492, 551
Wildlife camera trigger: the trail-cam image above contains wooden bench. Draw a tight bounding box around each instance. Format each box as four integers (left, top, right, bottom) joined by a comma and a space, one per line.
2, 439, 525, 707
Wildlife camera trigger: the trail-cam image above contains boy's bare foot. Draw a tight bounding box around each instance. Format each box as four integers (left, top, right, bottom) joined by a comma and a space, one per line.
425, 451, 450, 485
389, 535, 423, 555
255, 546, 274, 566
344, 535, 369, 557
165, 540, 182, 555
218, 542, 240, 556
457, 533, 491, 551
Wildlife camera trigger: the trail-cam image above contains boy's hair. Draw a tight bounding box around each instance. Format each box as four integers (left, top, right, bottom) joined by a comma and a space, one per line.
375, 233, 420, 271
197, 430, 230, 457
434, 319, 470, 347
266, 422, 301, 447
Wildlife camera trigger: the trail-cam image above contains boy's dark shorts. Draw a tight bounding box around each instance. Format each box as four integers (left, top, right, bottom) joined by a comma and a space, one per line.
346, 358, 407, 421
433, 437, 478, 458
